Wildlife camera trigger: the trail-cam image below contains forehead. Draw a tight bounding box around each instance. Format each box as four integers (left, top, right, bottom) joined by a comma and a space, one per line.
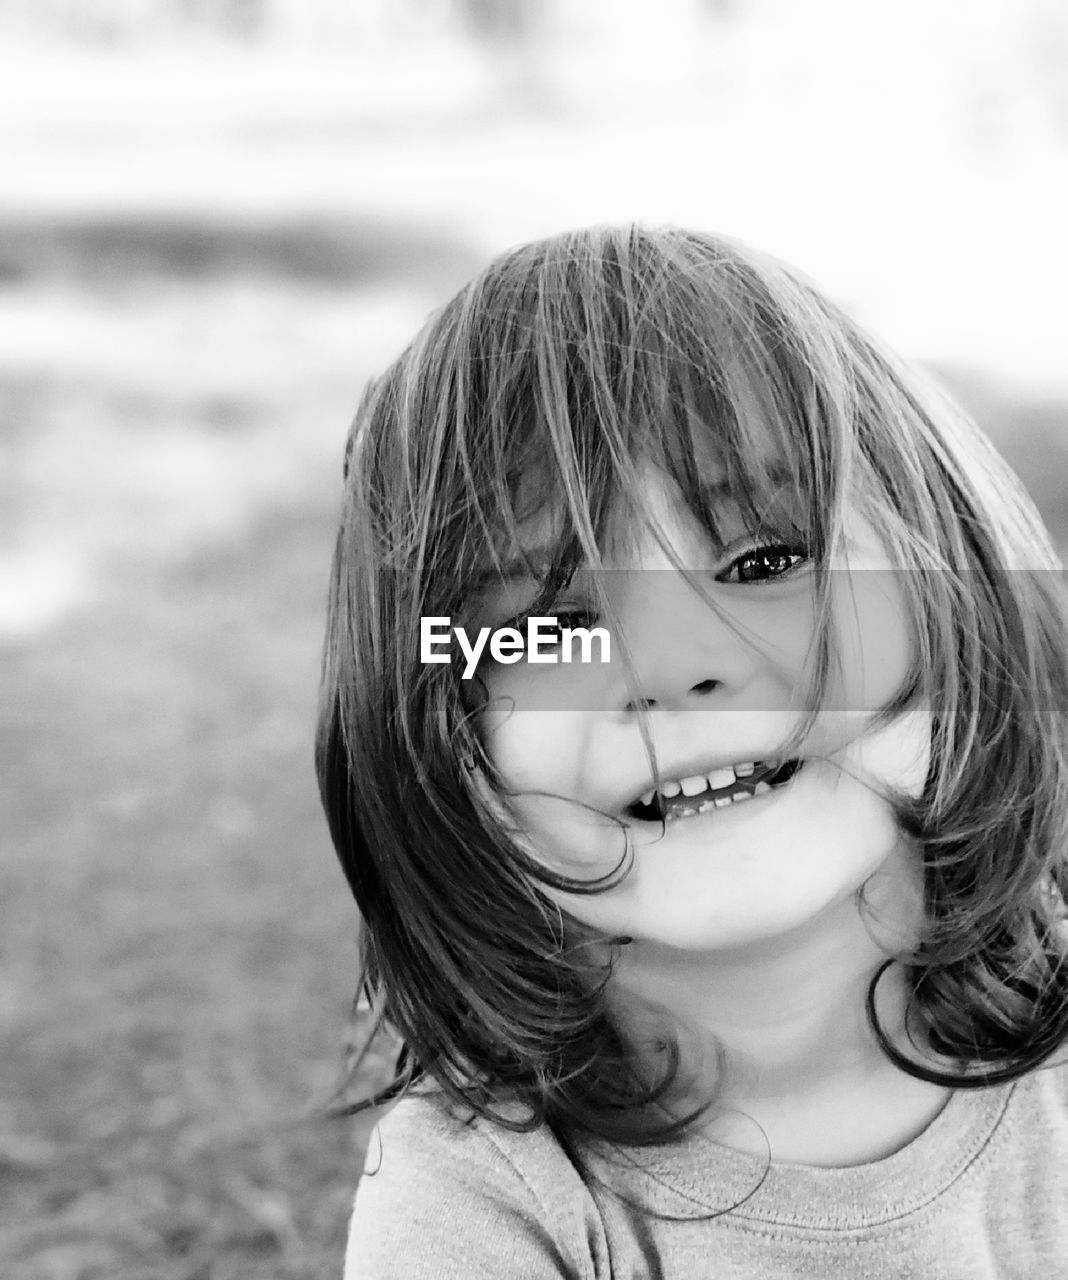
475, 343, 815, 576
489, 459, 804, 584
620, 376, 808, 544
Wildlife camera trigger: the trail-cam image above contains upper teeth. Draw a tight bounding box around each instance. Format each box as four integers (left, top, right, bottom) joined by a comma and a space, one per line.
639, 761, 762, 807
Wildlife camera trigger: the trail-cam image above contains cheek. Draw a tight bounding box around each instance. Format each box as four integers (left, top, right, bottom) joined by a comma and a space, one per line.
478, 706, 574, 793
817, 563, 929, 797
478, 708, 625, 871
479, 708, 587, 835
847, 704, 933, 799
831, 569, 916, 711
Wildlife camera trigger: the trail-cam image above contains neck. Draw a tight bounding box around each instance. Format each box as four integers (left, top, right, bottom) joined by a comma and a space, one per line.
611, 874, 951, 1164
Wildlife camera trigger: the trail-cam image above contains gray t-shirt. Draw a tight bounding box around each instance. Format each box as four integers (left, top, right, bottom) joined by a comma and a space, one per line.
345, 1061, 1068, 1278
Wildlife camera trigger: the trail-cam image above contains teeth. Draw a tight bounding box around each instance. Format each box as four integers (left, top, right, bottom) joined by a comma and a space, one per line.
653, 760, 799, 823
680, 788, 756, 821
644, 759, 778, 811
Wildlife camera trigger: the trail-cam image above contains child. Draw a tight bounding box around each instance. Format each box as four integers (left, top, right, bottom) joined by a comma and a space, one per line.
316, 225, 1068, 1278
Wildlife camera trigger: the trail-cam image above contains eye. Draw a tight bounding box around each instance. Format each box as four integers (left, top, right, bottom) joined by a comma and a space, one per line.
717, 542, 808, 585
511, 608, 600, 645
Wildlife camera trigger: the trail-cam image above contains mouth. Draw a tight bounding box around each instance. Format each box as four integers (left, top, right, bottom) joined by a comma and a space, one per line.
624, 759, 804, 825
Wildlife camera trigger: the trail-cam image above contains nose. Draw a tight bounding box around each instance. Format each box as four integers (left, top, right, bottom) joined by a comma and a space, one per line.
615, 569, 756, 715
606, 465, 767, 716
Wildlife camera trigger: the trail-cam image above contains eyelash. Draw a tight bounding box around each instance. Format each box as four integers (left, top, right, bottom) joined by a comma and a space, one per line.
716, 540, 810, 585
503, 607, 598, 639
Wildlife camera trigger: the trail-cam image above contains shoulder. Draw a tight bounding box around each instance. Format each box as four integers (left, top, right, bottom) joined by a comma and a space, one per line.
966, 1056, 1068, 1260
1010, 1052, 1068, 1124
345, 1090, 608, 1280
977, 1053, 1068, 1189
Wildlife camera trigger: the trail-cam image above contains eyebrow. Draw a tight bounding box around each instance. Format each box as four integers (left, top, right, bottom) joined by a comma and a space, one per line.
466, 549, 556, 593
697, 470, 801, 525
698, 465, 797, 502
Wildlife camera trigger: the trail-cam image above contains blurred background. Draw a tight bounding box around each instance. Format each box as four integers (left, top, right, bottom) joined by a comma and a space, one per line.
3, 1, 1067, 1276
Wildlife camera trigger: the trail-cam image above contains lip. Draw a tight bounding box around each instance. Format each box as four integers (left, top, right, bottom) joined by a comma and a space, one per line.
627, 758, 806, 827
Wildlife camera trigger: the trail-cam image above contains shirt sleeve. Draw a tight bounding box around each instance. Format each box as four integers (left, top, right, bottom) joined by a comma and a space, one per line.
343, 1095, 596, 1280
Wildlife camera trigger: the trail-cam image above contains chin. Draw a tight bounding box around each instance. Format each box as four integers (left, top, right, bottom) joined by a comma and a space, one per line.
551, 765, 903, 955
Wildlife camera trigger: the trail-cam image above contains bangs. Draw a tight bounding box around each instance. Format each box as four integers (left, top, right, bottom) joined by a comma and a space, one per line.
422, 226, 846, 615
321, 220, 1068, 1149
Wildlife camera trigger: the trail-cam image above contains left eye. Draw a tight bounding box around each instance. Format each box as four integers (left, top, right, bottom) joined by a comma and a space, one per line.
718, 543, 807, 584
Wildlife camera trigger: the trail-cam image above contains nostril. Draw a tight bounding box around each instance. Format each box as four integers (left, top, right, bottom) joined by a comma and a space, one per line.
624, 697, 658, 714
690, 680, 719, 695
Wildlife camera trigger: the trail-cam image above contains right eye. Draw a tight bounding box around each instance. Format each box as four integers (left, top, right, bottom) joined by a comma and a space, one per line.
508, 608, 600, 647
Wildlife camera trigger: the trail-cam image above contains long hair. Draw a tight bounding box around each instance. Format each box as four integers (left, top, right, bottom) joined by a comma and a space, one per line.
316, 224, 1068, 1153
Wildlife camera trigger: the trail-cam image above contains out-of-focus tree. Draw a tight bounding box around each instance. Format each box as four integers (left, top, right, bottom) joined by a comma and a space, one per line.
454, 0, 538, 43
172, 0, 270, 38
957, 0, 1068, 145
451, 0, 548, 105
1030, 0, 1068, 136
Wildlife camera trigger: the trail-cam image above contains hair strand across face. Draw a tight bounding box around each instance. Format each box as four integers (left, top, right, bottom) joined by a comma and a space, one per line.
317, 223, 1068, 1157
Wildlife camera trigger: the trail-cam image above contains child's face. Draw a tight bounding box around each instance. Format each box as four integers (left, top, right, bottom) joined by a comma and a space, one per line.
471, 459, 931, 954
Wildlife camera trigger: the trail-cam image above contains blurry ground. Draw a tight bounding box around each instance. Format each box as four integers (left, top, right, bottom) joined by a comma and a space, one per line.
3, 10, 1068, 1279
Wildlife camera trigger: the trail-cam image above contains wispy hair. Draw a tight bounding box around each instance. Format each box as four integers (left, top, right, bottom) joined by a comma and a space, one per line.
316, 225, 1068, 1156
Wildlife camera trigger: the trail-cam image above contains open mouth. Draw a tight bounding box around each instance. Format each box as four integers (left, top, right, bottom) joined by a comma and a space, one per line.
624, 759, 803, 824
